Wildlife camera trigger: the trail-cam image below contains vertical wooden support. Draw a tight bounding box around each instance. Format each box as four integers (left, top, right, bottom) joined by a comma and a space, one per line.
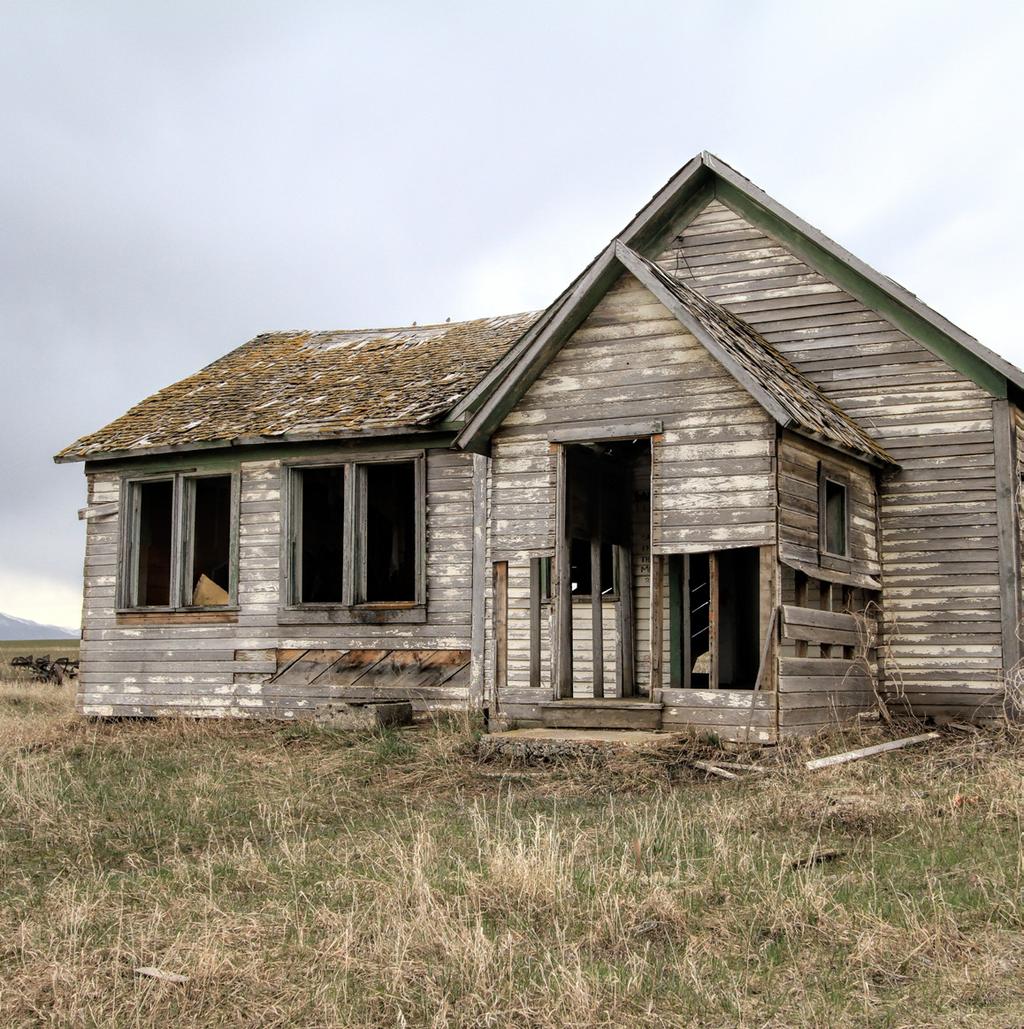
841, 584, 855, 660
590, 540, 604, 698
553, 446, 573, 699
708, 551, 719, 689
820, 580, 834, 659
794, 570, 808, 658
469, 453, 488, 707
649, 553, 664, 695
493, 561, 508, 712
615, 544, 635, 697
529, 556, 542, 689
757, 546, 777, 693
993, 398, 1022, 675
682, 554, 692, 689
669, 555, 683, 689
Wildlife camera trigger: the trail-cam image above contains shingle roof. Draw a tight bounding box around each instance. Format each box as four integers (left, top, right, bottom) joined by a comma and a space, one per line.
615, 243, 894, 465
56, 314, 538, 461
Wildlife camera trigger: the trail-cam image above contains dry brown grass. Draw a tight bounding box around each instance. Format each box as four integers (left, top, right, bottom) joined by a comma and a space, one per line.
1, 683, 1024, 1026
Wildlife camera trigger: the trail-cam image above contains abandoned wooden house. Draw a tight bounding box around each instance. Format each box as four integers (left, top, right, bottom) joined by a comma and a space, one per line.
56, 152, 1024, 740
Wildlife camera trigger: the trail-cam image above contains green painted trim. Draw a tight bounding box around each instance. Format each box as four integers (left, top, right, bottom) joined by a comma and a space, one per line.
716, 180, 1008, 399
84, 433, 457, 476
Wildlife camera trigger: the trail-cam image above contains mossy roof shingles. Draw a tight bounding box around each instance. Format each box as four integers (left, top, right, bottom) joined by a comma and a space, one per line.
57, 313, 538, 461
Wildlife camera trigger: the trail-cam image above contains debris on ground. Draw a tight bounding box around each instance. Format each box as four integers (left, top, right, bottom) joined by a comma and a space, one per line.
805, 732, 941, 771
9, 655, 79, 685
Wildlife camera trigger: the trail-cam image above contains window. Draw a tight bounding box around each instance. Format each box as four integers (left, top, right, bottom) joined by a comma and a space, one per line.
818, 468, 849, 558
288, 456, 423, 608
363, 462, 417, 602
123, 472, 236, 609
296, 466, 345, 603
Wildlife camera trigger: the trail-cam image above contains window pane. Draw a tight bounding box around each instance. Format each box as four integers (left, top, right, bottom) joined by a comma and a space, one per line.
299, 467, 345, 603
135, 480, 173, 606
825, 480, 847, 555
190, 476, 232, 605
569, 538, 615, 597
364, 462, 416, 602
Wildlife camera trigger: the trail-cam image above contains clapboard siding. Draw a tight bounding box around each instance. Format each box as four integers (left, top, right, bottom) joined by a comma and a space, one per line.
488, 270, 775, 705
777, 432, 880, 580
78, 448, 478, 717
661, 198, 1004, 714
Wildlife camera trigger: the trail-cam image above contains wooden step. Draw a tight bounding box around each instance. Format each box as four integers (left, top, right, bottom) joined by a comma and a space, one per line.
539, 699, 663, 731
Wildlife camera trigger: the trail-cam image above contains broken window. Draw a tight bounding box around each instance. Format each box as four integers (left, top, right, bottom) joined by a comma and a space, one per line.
297, 466, 346, 604
133, 479, 174, 607
187, 475, 232, 605
363, 461, 417, 602
288, 457, 423, 607
124, 472, 237, 609
819, 472, 849, 558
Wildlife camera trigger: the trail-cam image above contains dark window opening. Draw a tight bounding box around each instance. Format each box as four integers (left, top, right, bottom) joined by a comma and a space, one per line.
364, 462, 416, 602
135, 480, 173, 607
569, 538, 615, 597
190, 476, 232, 605
299, 466, 345, 603
824, 479, 848, 556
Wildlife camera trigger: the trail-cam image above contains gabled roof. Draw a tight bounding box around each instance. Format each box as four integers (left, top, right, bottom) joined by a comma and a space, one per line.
614, 244, 893, 465
452, 151, 1024, 444
56, 314, 538, 463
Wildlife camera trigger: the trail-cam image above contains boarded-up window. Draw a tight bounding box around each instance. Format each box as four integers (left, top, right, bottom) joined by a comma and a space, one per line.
298, 466, 345, 603
364, 462, 416, 602
188, 475, 232, 605
134, 479, 173, 606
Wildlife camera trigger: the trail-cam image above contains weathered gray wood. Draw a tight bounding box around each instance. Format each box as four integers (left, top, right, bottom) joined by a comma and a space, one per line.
805, 732, 940, 771
992, 398, 1022, 674
529, 556, 542, 689
616, 544, 635, 696
649, 553, 664, 692
590, 540, 604, 698
469, 452, 488, 706
493, 561, 508, 708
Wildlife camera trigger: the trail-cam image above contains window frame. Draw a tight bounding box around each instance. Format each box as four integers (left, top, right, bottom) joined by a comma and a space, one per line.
817, 464, 851, 562
281, 451, 426, 622
117, 470, 240, 612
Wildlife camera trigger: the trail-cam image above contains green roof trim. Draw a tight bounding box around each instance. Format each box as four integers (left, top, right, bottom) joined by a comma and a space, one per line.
713, 177, 1009, 399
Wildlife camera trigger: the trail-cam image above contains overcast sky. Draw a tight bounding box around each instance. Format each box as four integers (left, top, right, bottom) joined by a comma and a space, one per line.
2, 0, 1023, 629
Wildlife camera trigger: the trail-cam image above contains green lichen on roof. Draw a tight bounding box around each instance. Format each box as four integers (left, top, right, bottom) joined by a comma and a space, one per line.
57, 313, 539, 461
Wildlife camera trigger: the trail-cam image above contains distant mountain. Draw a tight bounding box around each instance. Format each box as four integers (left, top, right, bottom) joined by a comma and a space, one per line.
0, 612, 78, 640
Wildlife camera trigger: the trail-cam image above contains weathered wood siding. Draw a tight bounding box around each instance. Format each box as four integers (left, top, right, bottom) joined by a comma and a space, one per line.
78, 447, 478, 717
488, 270, 776, 717
777, 431, 880, 581
660, 198, 1005, 717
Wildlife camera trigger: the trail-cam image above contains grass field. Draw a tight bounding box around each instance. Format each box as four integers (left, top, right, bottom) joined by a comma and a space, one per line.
1, 681, 1023, 1027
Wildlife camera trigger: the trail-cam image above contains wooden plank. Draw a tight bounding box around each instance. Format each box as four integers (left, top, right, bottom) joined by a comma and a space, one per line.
591, 540, 604, 699
992, 398, 1022, 673
469, 452, 488, 707
315, 649, 389, 686
616, 544, 635, 697
529, 557, 542, 690
805, 732, 941, 771
553, 446, 572, 699
493, 562, 508, 707
708, 551, 719, 689
649, 553, 664, 692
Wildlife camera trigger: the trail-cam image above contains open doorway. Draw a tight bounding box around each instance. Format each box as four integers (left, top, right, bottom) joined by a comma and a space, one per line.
555, 438, 650, 699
